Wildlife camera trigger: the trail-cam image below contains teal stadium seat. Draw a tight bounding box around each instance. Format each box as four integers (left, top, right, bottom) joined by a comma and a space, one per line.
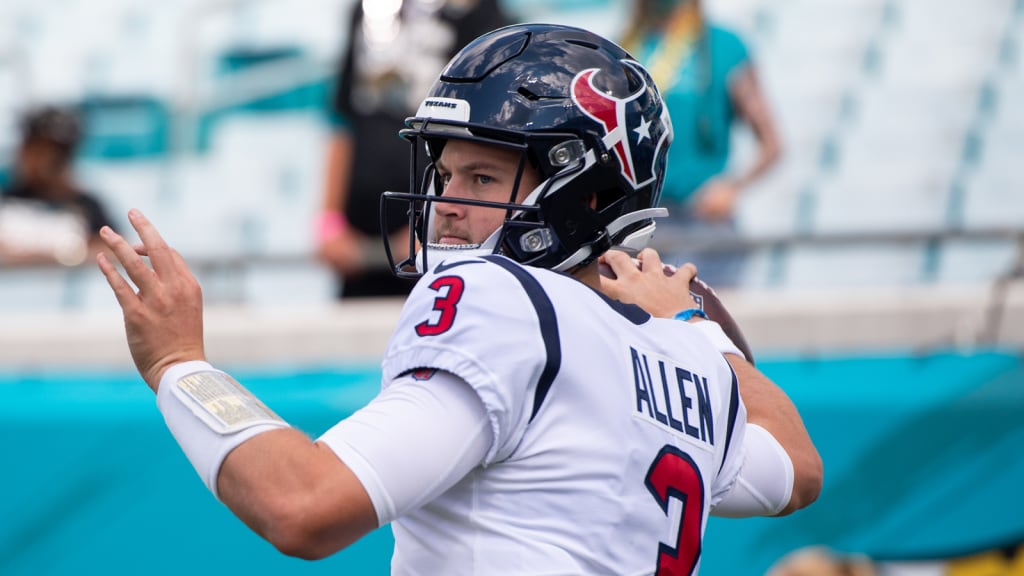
962, 76, 1024, 229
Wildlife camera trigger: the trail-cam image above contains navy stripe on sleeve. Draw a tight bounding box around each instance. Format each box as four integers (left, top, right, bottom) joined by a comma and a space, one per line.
483, 256, 562, 421
718, 364, 740, 473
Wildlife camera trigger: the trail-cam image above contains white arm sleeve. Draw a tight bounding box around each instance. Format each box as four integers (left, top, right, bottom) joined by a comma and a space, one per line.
316, 370, 493, 526
711, 423, 794, 517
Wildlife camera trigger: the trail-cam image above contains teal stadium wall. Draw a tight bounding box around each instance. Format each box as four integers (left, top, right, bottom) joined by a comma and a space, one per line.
2, 350, 1022, 575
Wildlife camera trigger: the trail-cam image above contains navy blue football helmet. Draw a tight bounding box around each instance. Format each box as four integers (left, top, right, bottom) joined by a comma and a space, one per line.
381, 23, 673, 277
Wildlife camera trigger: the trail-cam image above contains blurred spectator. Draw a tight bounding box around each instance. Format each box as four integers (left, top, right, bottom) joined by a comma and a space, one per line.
621, 0, 781, 287
767, 546, 877, 576
768, 542, 1024, 576
0, 105, 116, 266
317, 0, 509, 298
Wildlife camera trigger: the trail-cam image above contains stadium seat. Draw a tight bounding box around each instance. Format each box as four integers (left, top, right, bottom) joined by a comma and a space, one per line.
811, 169, 952, 235
0, 266, 75, 313
238, 0, 351, 62
242, 259, 337, 309
960, 74, 1024, 230
781, 242, 931, 290
704, 0, 766, 39
814, 125, 960, 234
204, 112, 329, 258
738, 245, 785, 290
990, 74, 1024, 134
890, 0, 1013, 46
810, 78, 976, 234
501, 0, 631, 39
873, 0, 1010, 94
850, 82, 979, 144
77, 159, 168, 232
67, 264, 124, 312
961, 164, 1024, 230
736, 154, 810, 238
768, 93, 848, 193
760, 0, 885, 57
156, 155, 248, 260
935, 239, 1021, 285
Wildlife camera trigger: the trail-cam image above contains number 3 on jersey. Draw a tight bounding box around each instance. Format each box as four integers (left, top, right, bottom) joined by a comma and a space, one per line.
415, 276, 465, 337
646, 445, 705, 576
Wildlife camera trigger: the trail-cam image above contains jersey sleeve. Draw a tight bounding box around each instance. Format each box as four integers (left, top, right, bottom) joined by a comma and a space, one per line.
707, 356, 749, 506
381, 256, 553, 465
317, 369, 492, 526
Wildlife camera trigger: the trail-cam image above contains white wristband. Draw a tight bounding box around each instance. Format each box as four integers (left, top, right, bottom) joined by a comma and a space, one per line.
690, 320, 745, 358
157, 361, 290, 500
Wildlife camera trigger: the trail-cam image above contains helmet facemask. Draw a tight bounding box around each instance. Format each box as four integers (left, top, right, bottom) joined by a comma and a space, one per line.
381, 122, 580, 277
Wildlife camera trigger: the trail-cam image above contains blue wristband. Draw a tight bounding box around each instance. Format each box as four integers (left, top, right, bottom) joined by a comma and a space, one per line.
674, 308, 708, 321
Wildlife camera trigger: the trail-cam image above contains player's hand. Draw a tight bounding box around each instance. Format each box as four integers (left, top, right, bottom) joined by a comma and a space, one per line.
692, 178, 740, 221
598, 247, 700, 319
96, 209, 206, 392
316, 226, 367, 277
318, 226, 412, 276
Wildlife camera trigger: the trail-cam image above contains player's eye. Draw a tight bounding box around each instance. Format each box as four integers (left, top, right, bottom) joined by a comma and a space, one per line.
475, 174, 493, 185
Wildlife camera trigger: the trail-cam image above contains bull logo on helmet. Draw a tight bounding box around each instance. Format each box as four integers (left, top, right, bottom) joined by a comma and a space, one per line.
570, 60, 670, 190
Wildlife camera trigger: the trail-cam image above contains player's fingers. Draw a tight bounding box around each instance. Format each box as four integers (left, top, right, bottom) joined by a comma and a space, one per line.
667, 262, 699, 294
636, 248, 666, 276
133, 243, 148, 256
596, 255, 626, 299
596, 271, 621, 298
96, 251, 139, 309
127, 209, 176, 276
100, 225, 157, 290
676, 262, 698, 282
602, 249, 640, 277
169, 248, 201, 292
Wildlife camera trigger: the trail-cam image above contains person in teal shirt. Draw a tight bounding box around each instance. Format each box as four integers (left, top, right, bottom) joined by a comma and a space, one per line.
622, 0, 781, 287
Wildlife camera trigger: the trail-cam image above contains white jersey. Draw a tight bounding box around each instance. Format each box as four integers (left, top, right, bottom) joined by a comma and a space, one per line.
373, 254, 747, 575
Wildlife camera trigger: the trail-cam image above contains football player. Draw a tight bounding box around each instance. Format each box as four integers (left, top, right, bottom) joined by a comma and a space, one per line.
97, 23, 821, 575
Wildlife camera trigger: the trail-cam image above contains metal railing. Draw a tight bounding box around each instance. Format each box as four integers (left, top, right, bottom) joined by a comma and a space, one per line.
2, 224, 1021, 308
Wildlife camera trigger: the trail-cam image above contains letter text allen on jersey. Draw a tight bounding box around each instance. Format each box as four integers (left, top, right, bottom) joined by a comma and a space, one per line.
630, 346, 715, 448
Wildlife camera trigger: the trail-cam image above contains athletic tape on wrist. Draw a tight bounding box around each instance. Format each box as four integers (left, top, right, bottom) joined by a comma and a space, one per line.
690, 320, 745, 358
157, 361, 290, 499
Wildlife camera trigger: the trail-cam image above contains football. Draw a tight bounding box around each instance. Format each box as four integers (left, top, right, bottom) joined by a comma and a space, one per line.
686, 273, 755, 365
599, 256, 756, 364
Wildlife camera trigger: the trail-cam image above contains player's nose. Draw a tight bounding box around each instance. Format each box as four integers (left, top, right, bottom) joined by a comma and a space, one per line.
436, 180, 468, 216
434, 196, 465, 219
